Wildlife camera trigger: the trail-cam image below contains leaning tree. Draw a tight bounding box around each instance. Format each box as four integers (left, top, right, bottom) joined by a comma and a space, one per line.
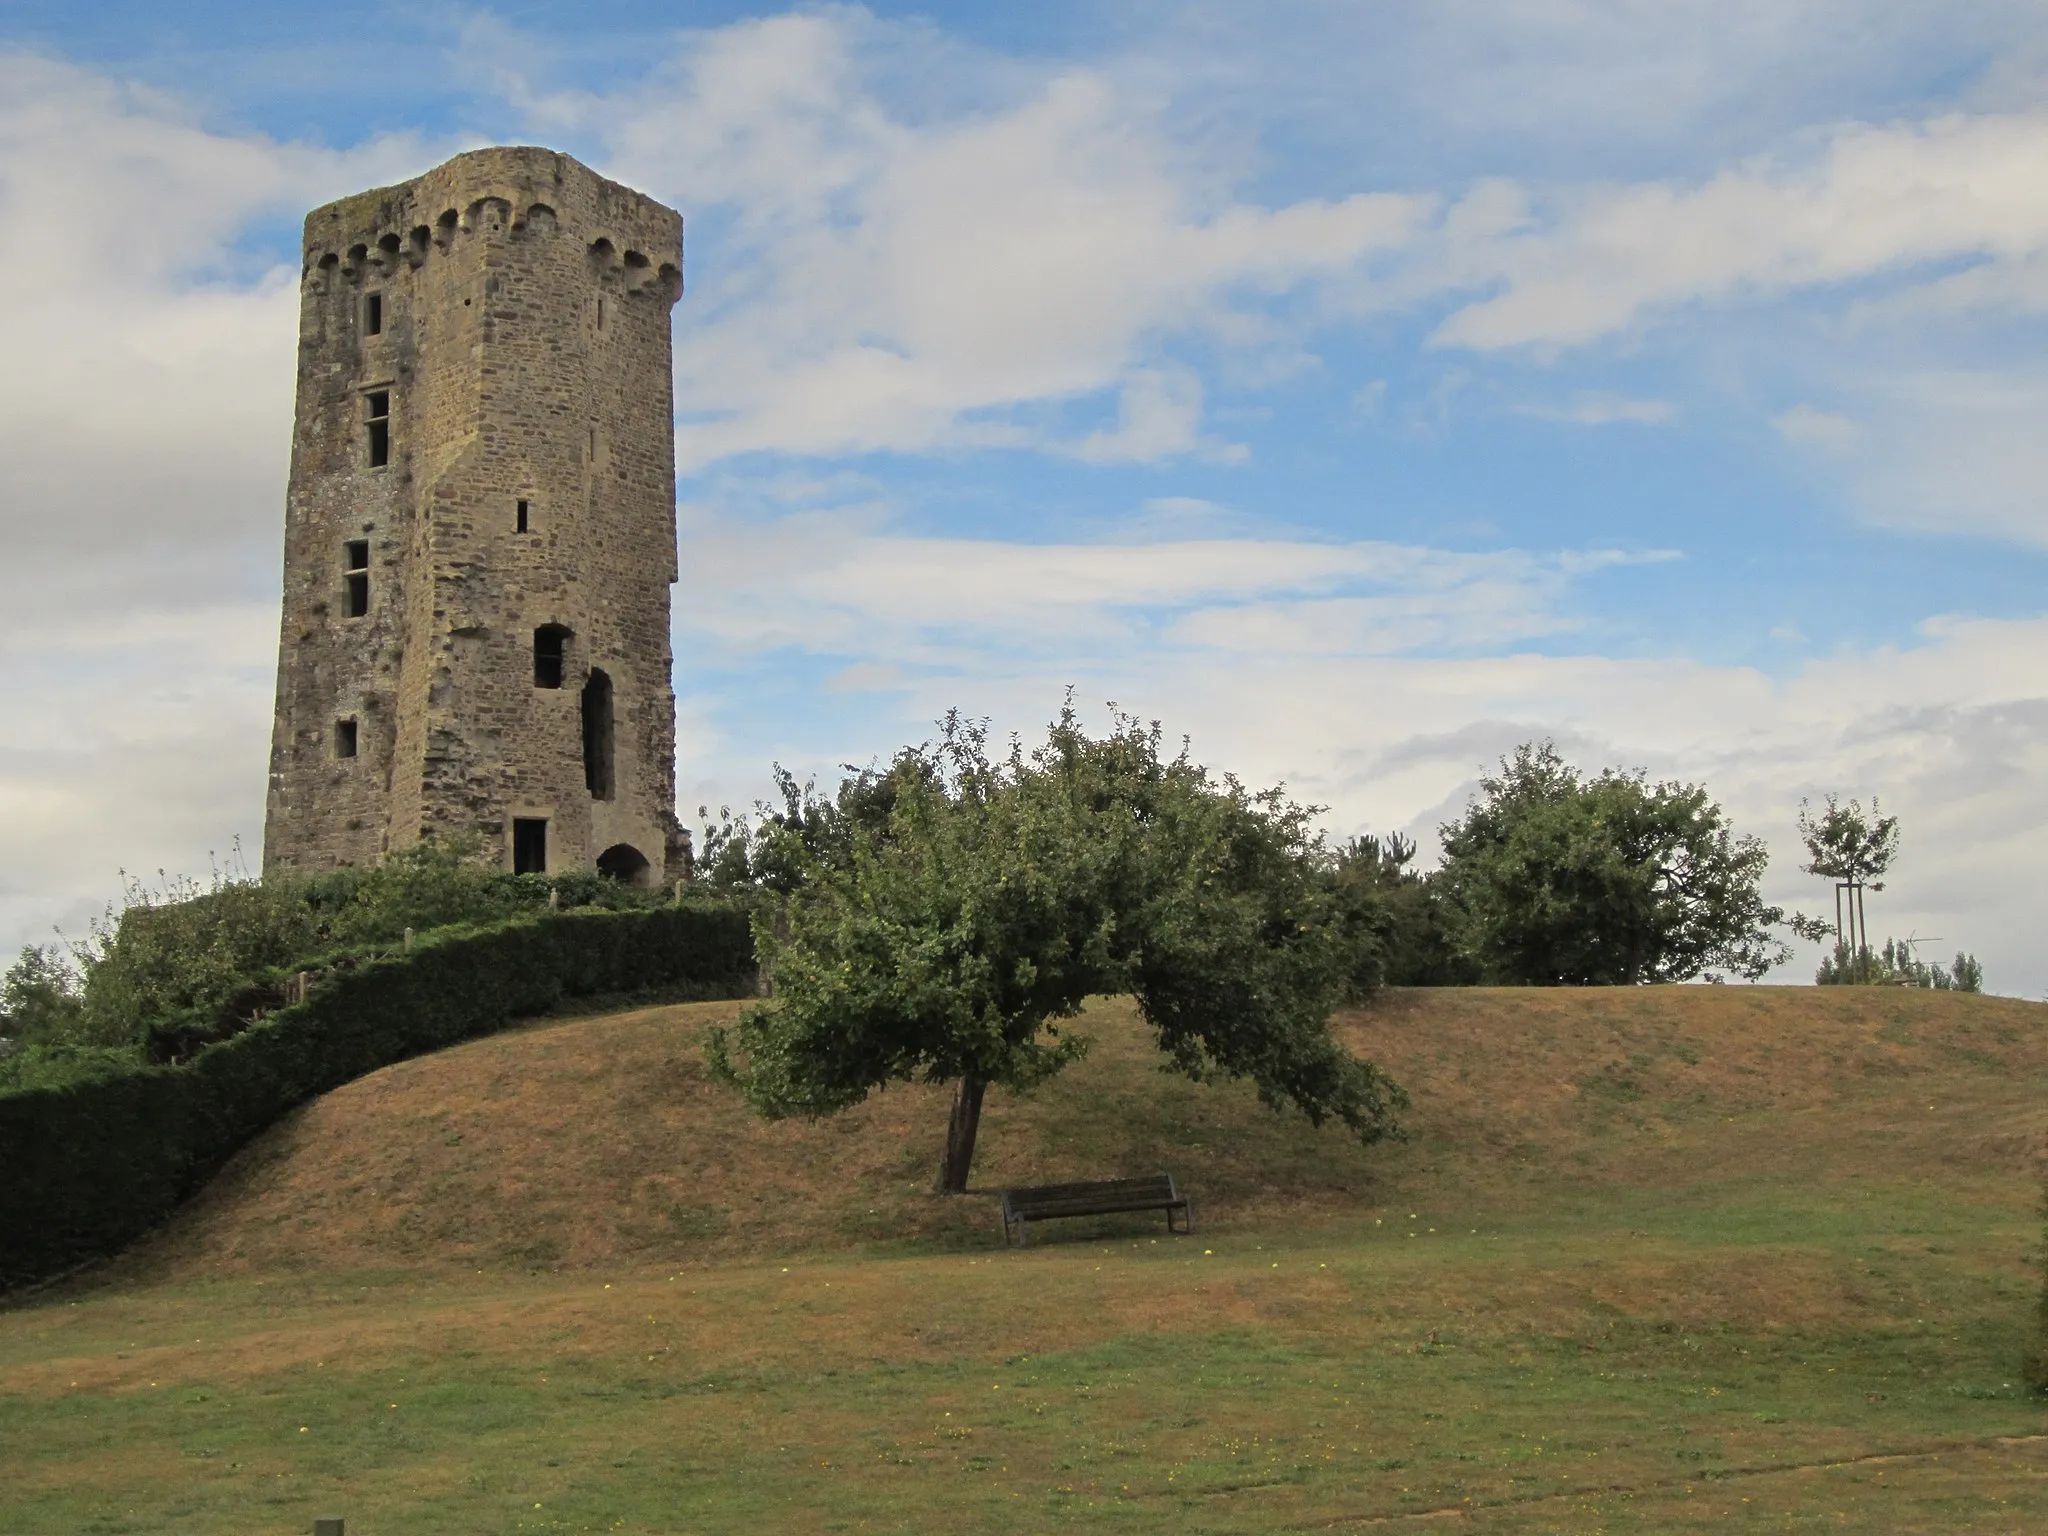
706, 706, 1405, 1193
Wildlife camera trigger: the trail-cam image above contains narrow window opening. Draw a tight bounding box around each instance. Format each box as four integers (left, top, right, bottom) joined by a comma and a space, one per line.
533, 624, 570, 688
587, 427, 597, 460
365, 390, 391, 468
516, 498, 530, 533
334, 719, 359, 758
582, 667, 615, 800
596, 296, 606, 331
363, 293, 383, 335
343, 539, 370, 618
512, 818, 548, 875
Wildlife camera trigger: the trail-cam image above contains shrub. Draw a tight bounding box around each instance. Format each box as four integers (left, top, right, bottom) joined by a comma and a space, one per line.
0, 945, 90, 1046
1815, 938, 1984, 991
1435, 742, 1786, 985
18, 844, 685, 1072
0, 903, 754, 1291
81, 878, 320, 1045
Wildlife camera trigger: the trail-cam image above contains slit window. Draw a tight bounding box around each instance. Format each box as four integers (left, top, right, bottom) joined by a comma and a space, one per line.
533, 624, 570, 688
596, 296, 606, 332
516, 498, 530, 533
363, 293, 383, 335
365, 390, 390, 467
343, 539, 370, 617
334, 719, 359, 758
582, 667, 615, 801
513, 817, 548, 875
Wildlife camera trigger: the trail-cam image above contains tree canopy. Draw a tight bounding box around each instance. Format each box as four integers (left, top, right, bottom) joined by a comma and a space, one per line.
705, 707, 1406, 1192
1435, 742, 1787, 985
1795, 795, 1901, 890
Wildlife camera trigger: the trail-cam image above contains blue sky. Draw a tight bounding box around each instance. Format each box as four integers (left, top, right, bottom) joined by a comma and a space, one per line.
2, 1, 2046, 989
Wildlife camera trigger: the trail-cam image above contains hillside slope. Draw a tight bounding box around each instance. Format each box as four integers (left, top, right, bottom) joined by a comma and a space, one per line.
127, 986, 2048, 1278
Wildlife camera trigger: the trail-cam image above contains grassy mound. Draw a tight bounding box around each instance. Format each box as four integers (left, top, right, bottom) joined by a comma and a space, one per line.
6, 986, 2045, 1534
125, 985, 2048, 1277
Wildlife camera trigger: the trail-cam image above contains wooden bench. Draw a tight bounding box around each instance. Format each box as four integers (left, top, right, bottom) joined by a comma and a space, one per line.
999, 1174, 1192, 1247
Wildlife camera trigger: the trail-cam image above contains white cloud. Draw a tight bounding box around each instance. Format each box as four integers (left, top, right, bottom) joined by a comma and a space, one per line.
1429, 109, 2048, 351
1773, 402, 1864, 450
1521, 393, 1678, 425
0, 54, 438, 597
1073, 369, 1216, 463
1771, 370, 2048, 542
694, 603, 2048, 991
499, 13, 1430, 467
3, 15, 2047, 1010
0, 55, 447, 949
674, 507, 1655, 662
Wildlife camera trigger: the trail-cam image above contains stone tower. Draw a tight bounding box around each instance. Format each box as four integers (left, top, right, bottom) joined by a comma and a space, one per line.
262, 147, 687, 885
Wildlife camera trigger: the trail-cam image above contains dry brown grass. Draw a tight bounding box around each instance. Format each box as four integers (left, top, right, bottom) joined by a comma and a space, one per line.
7, 986, 2048, 1533
116, 985, 2048, 1282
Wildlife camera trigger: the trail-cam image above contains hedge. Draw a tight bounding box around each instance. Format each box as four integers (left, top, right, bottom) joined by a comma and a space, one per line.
0, 904, 754, 1291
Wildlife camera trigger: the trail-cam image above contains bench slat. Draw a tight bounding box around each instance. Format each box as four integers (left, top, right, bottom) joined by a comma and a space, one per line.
999, 1173, 1191, 1246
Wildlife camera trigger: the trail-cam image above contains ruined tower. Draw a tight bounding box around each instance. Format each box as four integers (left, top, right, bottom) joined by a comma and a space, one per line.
262, 147, 687, 885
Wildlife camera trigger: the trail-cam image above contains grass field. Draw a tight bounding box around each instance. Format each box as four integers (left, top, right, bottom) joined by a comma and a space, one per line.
3, 986, 2045, 1532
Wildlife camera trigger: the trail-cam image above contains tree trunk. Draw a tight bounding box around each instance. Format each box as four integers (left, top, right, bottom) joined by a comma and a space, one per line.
936, 1076, 988, 1195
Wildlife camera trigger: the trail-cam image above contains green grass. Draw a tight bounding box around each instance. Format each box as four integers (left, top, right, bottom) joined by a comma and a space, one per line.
3, 987, 2046, 1532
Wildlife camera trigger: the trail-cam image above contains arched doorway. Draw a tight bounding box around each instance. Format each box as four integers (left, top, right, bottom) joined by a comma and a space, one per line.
596, 842, 651, 886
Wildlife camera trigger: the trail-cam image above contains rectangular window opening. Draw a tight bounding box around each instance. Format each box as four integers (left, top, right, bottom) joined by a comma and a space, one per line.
343, 540, 370, 618
516, 498, 530, 533
334, 719, 359, 758
587, 427, 597, 460
363, 293, 383, 335
533, 624, 568, 688
596, 296, 606, 331
513, 818, 548, 875
366, 391, 391, 468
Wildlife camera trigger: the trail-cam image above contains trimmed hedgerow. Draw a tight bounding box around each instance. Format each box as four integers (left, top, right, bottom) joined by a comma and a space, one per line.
0, 904, 753, 1291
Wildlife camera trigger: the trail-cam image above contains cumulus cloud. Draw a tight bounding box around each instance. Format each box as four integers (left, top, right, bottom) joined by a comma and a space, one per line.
1428, 109, 2048, 351
671, 500, 1662, 664
4, 11, 2048, 1007
0, 54, 444, 948
493, 12, 1428, 467
0, 54, 434, 592
682, 595, 2048, 991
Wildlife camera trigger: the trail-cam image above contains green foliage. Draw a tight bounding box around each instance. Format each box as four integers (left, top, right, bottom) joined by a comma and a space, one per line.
695, 762, 916, 897
1796, 794, 1901, 888
1435, 742, 1787, 985
0, 945, 89, 1045
1324, 835, 1471, 989
1816, 938, 1984, 991
0, 904, 755, 1291
8, 841, 682, 1075
1121, 738, 1407, 1142
79, 874, 320, 1045
708, 706, 1405, 1189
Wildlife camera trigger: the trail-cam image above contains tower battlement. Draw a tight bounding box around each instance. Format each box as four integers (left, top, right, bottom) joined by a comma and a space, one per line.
263, 147, 688, 885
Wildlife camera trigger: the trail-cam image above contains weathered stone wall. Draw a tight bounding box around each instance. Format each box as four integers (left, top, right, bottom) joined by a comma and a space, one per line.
263, 147, 686, 884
